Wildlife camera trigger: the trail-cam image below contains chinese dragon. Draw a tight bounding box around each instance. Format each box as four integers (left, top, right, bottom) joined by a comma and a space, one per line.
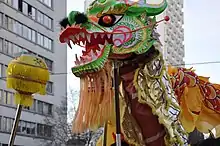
59, 0, 220, 145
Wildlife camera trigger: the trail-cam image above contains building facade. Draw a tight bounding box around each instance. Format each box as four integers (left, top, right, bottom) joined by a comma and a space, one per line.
157, 0, 185, 66
0, 0, 67, 146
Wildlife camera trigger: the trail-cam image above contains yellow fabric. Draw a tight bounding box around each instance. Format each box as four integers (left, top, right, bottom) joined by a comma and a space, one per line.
168, 66, 220, 136
96, 122, 116, 146
6, 54, 49, 107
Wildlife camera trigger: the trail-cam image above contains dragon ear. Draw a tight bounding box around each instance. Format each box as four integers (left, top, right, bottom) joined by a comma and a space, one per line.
127, 0, 167, 16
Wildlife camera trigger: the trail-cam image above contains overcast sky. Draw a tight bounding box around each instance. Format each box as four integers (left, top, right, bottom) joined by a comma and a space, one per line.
66, 0, 220, 91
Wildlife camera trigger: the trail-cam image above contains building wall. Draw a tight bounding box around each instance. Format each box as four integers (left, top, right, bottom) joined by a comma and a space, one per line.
0, 0, 67, 146
157, 0, 185, 66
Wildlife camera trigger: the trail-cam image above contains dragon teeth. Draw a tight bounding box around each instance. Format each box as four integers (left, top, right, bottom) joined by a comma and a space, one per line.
94, 33, 98, 39
104, 40, 108, 45
80, 33, 85, 38
100, 34, 105, 38
75, 34, 80, 40
69, 35, 75, 41
107, 34, 111, 39
86, 34, 91, 43
91, 51, 96, 58
96, 50, 102, 56
98, 44, 105, 49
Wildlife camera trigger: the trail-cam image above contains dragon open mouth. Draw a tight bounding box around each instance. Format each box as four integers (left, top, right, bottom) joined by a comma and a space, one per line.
59, 26, 113, 76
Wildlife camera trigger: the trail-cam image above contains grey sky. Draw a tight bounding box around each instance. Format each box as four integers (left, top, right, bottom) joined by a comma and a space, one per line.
66, 0, 220, 89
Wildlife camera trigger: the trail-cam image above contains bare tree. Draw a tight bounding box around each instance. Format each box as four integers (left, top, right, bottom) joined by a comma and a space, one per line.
41, 88, 103, 146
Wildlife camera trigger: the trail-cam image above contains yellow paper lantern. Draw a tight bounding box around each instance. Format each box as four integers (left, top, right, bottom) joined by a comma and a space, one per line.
6, 54, 50, 107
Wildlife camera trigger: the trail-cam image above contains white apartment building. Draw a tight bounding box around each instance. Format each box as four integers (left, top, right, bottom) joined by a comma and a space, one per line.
157, 0, 185, 66
0, 0, 67, 146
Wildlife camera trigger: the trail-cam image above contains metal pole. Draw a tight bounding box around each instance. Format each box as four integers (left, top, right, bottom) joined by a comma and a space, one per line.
8, 104, 23, 146
113, 61, 121, 146
102, 121, 108, 146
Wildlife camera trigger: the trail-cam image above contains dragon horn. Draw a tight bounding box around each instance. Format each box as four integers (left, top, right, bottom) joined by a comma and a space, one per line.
127, 0, 168, 16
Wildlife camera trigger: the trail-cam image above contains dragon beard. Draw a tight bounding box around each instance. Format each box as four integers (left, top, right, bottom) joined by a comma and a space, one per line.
72, 61, 115, 133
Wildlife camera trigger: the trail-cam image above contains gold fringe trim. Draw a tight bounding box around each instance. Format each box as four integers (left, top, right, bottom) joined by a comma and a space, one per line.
72, 61, 115, 133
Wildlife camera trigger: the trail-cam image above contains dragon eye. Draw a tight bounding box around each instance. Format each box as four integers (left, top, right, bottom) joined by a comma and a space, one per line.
98, 14, 123, 27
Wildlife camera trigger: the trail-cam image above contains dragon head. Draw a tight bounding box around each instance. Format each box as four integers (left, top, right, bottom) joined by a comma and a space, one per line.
59, 0, 169, 77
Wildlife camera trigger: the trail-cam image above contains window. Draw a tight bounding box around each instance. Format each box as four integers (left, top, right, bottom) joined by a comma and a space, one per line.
0, 89, 3, 104
17, 120, 35, 135
22, 25, 28, 38
48, 104, 52, 115
31, 30, 36, 42
42, 103, 52, 115
30, 99, 36, 111
37, 33, 43, 46
4, 16, 8, 28
22, 2, 28, 15
13, 45, 22, 56
7, 0, 12, 5
18, 0, 23, 12
0, 116, 1, 130
43, 15, 49, 28
21, 121, 27, 134
8, 17, 14, 31
5, 14, 53, 50
0, 13, 3, 26
17, 121, 21, 132
46, 82, 53, 94
2, 117, 14, 132
31, 7, 36, 19
44, 125, 52, 137
44, 58, 53, 71
3, 40, 8, 54
37, 124, 52, 137
27, 27, 32, 40
30, 123, 36, 135
0, 64, 3, 79
16, 22, 23, 36
43, 103, 48, 115
48, 18, 52, 29
4, 41, 15, 56
0, 64, 7, 79
3, 65, 7, 78
48, 39, 52, 50
44, 37, 49, 49
12, 20, 17, 33
37, 11, 43, 24
12, 0, 18, 9
26, 122, 31, 134
40, 0, 52, 8
8, 41, 13, 56
37, 124, 44, 136
37, 101, 43, 114
0, 38, 3, 52
3, 90, 14, 105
